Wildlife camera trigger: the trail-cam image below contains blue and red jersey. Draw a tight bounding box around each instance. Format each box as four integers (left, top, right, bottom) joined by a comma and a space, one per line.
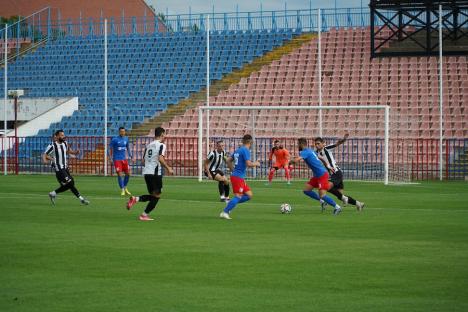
110, 136, 131, 161
300, 148, 327, 177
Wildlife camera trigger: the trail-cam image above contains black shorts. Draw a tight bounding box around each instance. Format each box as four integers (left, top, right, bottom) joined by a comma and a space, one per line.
55, 168, 73, 185
144, 174, 163, 194
205, 169, 225, 179
329, 170, 344, 190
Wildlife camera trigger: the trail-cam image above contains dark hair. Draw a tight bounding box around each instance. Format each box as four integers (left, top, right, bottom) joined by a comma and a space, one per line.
314, 137, 324, 143
216, 140, 223, 144
242, 134, 253, 144
54, 129, 64, 136
274, 140, 279, 143
298, 138, 307, 146
154, 127, 165, 137
119, 126, 125, 131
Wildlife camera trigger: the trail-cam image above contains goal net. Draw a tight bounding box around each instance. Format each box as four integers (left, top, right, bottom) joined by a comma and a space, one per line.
197, 105, 411, 185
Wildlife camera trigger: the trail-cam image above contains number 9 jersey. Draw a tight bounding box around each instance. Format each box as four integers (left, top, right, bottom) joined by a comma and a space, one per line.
142, 140, 167, 176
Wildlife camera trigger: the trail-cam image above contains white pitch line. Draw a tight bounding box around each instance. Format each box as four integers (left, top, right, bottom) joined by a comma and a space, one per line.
0, 192, 467, 213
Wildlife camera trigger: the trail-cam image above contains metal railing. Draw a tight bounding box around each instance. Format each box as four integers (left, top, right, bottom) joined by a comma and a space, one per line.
1, 136, 466, 180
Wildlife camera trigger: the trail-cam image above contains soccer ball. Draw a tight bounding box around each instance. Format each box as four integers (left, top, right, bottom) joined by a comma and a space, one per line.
280, 203, 292, 214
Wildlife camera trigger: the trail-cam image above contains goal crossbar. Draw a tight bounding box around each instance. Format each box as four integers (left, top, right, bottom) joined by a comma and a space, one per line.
198, 105, 391, 185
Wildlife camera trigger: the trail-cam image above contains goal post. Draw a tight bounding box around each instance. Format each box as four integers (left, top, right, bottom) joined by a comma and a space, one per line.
198, 105, 391, 185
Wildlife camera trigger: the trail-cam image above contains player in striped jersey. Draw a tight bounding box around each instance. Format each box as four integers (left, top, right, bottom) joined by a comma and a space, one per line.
126, 127, 173, 221
204, 140, 230, 202
42, 130, 89, 205
315, 133, 365, 211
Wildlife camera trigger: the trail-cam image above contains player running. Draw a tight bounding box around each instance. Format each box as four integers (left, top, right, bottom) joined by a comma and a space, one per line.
126, 127, 173, 221
315, 134, 365, 211
109, 127, 133, 196
204, 140, 230, 202
266, 139, 291, 185
219, 134, 260, 220
42, 130, 90, 205
294, 137, 342, 215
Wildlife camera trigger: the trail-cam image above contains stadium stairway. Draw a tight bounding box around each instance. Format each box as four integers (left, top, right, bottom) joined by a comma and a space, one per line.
129, 32, 317, 137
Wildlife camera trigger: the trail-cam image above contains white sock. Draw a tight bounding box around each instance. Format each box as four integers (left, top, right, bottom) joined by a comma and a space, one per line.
220, 195, 225, 199
50, 191, 56, 196
79, 195, 84, 201
135, 197, 140, 202
335, 204, 341, 209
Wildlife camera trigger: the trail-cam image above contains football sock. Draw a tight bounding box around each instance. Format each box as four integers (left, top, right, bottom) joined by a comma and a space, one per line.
224, 184, 230, 197
144, 197, 159, 214
138, 195, 152, 202
268, 169, 275, 182
124, 175, 130, 187
224, 196, 240, 213
218, 181, 224, 196
303, 190, 321, 201
347, 196, 357, 205
50, 191, 57, 196
322, 195, 337, 207
117, 176, 124, 189
70, 186, 81, 198
238, 194, 250, 203
55, 184, 70, 194
329, 188, 343, 200
284, 167, 291, 181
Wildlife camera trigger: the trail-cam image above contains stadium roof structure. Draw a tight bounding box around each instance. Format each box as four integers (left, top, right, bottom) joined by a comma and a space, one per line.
370, 0, 468, 57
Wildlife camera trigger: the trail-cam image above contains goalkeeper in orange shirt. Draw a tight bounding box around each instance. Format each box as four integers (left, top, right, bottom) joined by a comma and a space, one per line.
266, 140, 291, 185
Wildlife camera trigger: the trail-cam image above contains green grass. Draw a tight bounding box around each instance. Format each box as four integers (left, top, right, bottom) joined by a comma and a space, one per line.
0, 175, 467, 312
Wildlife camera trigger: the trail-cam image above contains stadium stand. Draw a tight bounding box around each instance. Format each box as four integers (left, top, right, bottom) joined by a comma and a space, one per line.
0, 29, 296, 158
161, 27, 467, 139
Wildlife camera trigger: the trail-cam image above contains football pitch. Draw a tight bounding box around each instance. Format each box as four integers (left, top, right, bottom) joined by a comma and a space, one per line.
0, 175, 467, 312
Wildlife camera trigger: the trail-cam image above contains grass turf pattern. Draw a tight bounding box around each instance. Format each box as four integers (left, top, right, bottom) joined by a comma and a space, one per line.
0, 175, 467, 311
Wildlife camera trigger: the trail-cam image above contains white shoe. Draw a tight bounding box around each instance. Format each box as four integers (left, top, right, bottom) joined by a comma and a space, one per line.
219, 212, 232, 220
356, 201, 365, 212
342, 195, 349, 206
333, 206, 342, 216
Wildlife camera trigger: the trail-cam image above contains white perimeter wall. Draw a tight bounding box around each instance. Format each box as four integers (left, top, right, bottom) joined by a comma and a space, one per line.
1, 97, 78, 151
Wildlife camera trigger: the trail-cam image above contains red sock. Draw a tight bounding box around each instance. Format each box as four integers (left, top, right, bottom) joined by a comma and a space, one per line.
284, 167, 291, 181
268, 168, 275, 182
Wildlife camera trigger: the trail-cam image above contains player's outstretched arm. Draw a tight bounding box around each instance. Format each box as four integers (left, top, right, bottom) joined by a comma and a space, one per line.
203, 158, 211, 177
246, 160, 260, 168
42, 153, 52, 164
334, 132, 349, 147
226, 156, 234, 171
159, 155, 174, 175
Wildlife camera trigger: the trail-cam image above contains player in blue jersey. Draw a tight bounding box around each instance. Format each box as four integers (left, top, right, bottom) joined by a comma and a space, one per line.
109, 127, 133, 196
219, 134, 260, 220
294, 137, 342, 215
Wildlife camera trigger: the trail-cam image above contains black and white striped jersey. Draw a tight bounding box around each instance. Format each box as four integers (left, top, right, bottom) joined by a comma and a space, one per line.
44, 141, 68, 172
206, 150, 226, 172
317, 144, 340, 173
142, 140, 167, 175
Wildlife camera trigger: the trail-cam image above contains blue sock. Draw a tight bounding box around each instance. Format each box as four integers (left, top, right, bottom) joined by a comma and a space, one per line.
224, 196, 241, 213
124, 175, 130, 187
322, 195, 337, 207
238, 195, 250, 203
304, 190, 321, 201
117, 176, 124, 189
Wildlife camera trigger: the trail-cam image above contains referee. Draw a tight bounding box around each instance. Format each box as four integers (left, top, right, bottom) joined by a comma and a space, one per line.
42, 129, 89, 205
315, 133, 364, 211
204, 140, 230, 202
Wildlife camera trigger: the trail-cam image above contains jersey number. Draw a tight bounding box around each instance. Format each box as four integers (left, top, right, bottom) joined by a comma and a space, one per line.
147, 149, 153, 157
233, 153, 239, 166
